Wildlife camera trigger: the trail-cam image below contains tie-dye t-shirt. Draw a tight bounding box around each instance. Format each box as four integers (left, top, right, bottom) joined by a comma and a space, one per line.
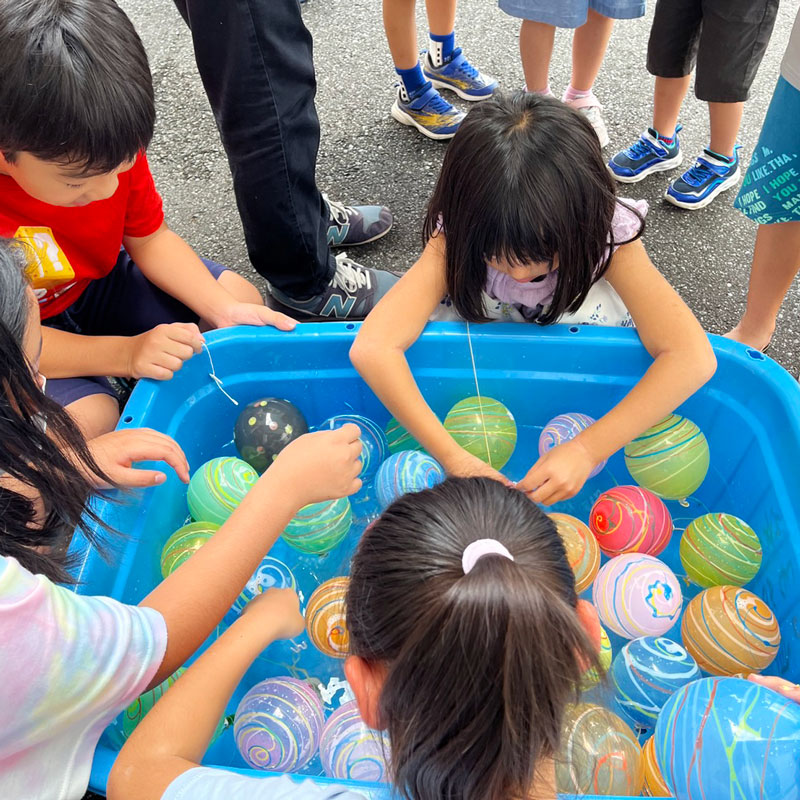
0, 555, 167, 800
163, 769, 382, 800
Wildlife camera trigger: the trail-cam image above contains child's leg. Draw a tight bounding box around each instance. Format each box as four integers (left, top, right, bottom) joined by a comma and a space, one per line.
217, 270, 264, 307
45, 378, 120, 438
727, 223, 800, 350
519, 20, 555, 93
569, 9, 614, 92
383, 0, 419, 70
425, 0, 456, 40
652, 75, 692, 139
707, 102, 744, 159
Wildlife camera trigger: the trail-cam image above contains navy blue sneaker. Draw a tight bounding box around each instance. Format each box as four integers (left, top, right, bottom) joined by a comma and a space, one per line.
391, 82, 464, 140
325, 195, 393, 247
422, 49, 497, 102
269, 253, 399, 320
608, 127, 683, 184
665, 146, 742, 210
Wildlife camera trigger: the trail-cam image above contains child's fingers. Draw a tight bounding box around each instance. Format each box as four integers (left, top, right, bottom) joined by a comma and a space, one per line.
132, 431, 190, 482
168, 322, 205, 351
116, 467, 168, 488
264, 308, 298, 331
515, 462, 543, 494
334, 423, 362, 443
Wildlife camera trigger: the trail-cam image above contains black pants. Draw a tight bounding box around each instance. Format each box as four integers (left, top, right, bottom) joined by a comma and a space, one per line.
172, 0, 335, 298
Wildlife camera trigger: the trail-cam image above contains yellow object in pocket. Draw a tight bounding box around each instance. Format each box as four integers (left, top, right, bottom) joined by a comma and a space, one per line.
14, 226, 76, 290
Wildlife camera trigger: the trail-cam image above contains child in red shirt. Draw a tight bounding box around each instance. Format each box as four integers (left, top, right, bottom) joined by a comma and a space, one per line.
0, 0, 295, 438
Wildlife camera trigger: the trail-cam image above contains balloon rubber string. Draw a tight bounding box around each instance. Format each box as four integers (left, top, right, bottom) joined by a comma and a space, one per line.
203, 342, 239, 406
465, 321, 491, 465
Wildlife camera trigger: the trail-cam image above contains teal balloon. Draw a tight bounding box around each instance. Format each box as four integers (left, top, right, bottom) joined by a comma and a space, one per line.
282, 497, 352, 554
187, 457, 258, 525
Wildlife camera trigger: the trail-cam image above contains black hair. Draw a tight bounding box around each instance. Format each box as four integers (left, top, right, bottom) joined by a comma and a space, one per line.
347, 477, 598, 800
0, 0, 155, 171
423, 92, 644, 324
0, 238, 114, 583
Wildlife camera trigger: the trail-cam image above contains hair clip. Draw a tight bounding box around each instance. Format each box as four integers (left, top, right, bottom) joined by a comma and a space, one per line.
462, 539, 514, 574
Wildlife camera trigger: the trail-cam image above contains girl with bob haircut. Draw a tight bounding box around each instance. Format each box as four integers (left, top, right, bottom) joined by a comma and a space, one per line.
0, 238, 363, 800
110, 477, 603, 800
351, 92, 716, 505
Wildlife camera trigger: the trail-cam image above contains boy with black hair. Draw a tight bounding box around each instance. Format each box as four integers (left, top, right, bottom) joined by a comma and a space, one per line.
0, 0, 297, 437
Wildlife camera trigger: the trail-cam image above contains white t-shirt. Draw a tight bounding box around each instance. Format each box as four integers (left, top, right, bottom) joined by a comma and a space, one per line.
0, 555, 168, 800
163, 769, 381, 800
781, 8, 800, 91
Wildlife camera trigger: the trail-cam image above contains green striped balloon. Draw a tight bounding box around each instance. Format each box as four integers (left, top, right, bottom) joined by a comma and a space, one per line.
624, 414, 709, 500
187, 457, 258, 525
443, 396, 517, 469
384, 416, 424, 454
680, 512, 762, 587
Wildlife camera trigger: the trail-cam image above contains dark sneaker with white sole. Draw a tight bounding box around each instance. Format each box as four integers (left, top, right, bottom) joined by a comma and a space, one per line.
269, 252, 400, 320
325, 194, 394, 247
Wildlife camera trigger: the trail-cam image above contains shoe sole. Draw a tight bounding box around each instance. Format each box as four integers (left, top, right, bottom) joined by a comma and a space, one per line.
391, 102, 459, 140
609, 153, 684, 184
426, 77, 495, 102
663, 168, 741, 211
329, 220, 394, 248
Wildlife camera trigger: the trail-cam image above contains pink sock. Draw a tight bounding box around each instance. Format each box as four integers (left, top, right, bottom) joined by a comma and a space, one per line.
563, 84, 594, 103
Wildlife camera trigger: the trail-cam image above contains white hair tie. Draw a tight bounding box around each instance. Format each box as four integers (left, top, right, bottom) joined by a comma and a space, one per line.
462, 539, 515, 574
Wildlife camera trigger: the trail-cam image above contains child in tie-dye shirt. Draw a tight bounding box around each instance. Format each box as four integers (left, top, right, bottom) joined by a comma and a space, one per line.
0, 238, 364, 800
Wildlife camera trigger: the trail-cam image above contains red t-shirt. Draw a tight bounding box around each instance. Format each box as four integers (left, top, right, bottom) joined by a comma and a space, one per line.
0, 153, 164, 319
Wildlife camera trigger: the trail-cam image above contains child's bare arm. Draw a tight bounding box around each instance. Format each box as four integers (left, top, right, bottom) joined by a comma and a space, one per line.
138, 426, 362, 689
123, 223, 295, 330
350, 237, 507, 482
108, 590, 304, 800
518, 240, 717, 504
41, 322, 204, 381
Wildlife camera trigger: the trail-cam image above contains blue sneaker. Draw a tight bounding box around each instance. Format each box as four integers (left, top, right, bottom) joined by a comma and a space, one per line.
391, 82, 464, 140
422, 49, 497, 102
665, 147, 742, 210
608, 127, 683, 184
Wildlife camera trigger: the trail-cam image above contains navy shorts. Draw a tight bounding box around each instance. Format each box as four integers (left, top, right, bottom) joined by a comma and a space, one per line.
45, 250, 228, 408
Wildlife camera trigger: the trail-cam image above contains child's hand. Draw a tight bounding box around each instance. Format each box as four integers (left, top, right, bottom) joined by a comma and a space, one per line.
443, 448, 514, 486
126, 322, 204, 380
241, 588, 305, 642
267, 425, 363, 505
88, 428, 190, 488
747, 673, 800, 704
214, 302, 297, 332
516, 439, 596, 505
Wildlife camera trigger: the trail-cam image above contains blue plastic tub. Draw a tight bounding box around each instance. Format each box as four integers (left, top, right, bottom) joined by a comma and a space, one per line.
71, 322, 800, 798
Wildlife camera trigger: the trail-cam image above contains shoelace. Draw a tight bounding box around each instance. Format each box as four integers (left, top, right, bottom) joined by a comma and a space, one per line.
424, 86, 457, 114
324, 194, 353, 226
623, 136, 658, 160
331, 254, 371, 294
447, 48, 478, 79
681, 159, 716, 187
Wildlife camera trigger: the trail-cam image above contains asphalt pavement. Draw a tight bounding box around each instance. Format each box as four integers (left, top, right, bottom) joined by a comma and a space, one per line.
120, 0, 800, 372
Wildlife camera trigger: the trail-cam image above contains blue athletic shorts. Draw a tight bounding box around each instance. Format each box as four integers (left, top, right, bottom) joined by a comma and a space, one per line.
498, 0, 645, 27
44, 250, 228, 407
734, 77, 800, 225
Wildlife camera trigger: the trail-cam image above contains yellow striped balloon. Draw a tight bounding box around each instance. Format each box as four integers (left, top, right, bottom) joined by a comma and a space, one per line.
160, 521, 219, 578
306, 577, 350, 658
443, 396, 517, 469
679, 513, 762, 588
681, 585, 780, 675
624, 414, 709, 500
550, 512, 600, 594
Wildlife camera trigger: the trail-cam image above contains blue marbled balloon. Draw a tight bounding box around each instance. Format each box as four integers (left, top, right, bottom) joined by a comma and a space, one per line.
610, 636, 699, 732
375, 450, 446, 508
317, 414, 389, 482
232, 555, 297, 615
654, 677, 800, 800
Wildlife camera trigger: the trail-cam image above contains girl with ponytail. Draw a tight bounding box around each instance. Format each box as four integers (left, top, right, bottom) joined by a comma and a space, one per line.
112, 477, 602, 800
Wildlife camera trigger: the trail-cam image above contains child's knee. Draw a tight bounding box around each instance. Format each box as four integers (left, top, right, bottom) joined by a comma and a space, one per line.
65, 393, 120, 439
218, 270, 264, 305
